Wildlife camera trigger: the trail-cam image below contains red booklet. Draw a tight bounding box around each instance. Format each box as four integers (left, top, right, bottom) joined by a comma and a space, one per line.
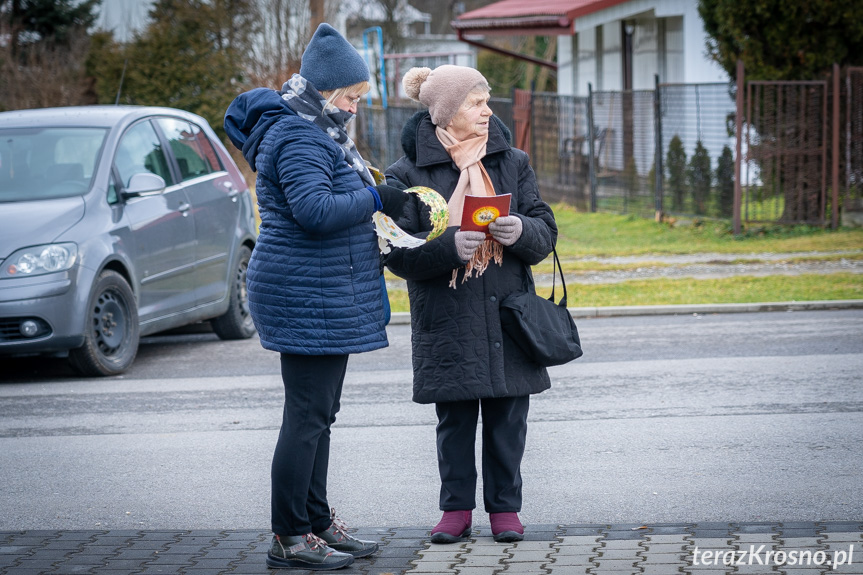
460, 194, 511, 237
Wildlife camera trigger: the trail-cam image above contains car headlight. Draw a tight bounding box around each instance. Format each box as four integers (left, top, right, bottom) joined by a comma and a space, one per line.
1, 243, 78, 278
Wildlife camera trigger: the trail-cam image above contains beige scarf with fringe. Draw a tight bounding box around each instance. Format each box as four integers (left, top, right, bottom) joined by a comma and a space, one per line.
435, 127, 503, 288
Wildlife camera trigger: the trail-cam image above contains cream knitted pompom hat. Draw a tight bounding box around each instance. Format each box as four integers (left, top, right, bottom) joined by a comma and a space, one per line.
402, 65, 490, 128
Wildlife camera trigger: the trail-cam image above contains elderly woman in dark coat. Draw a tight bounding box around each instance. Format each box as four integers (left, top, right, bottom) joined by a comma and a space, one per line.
384, 65, 558, 544
224, 23, 408, 571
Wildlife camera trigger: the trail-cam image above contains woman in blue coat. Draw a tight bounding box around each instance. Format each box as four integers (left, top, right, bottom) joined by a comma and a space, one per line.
224, 23, 406, 571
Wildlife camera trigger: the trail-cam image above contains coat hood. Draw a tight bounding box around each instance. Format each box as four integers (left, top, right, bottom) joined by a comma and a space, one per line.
224, 87, 295, 170
399, 110, 512, 164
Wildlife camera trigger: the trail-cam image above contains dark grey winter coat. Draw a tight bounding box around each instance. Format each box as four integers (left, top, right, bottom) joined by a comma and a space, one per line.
385, 111, 558, 404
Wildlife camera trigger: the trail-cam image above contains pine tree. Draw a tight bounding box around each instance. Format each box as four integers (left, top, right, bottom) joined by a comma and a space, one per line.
698, 0, 863, 81
716, 145, 734, 218
687, 141, 711, 216
666, 135, 687, 212
101, 0, 251, 141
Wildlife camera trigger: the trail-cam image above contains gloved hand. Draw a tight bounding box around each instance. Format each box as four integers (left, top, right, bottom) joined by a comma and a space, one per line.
488, 215, 523, 246
454, 230, 486, 261
375, 184, 408, 218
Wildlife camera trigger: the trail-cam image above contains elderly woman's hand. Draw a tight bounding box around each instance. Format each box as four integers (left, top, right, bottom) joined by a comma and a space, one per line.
454, 230, 486, 261
488, 216, 522, 246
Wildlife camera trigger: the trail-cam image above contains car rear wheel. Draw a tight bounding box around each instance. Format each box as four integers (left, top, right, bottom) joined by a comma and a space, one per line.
211, 245, 256, 340
69, 270, 140, 377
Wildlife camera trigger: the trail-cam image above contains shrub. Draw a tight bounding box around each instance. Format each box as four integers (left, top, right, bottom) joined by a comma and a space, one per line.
687, 141, 712, 215
666, 135, 687, 211
716, 145, 735, 218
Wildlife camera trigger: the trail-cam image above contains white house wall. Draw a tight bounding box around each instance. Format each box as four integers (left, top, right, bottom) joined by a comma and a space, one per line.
558, 0, 728, 96
558, 36, 576, 95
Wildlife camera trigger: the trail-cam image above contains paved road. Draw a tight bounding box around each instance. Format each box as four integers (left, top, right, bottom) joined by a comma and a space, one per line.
1, 309, 861, 533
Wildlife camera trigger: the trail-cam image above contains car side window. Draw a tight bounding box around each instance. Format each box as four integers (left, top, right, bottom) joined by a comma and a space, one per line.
114, 121, 173, 189
155, 118, 222, 182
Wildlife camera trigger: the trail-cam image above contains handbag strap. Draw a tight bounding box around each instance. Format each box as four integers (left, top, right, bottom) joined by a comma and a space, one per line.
548, 247, 567, 307
519, 245, 568, 307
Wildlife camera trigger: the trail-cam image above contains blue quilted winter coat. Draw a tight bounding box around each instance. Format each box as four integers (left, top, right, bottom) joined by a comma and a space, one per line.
224, 87, 388, 355
385, 112, 557, 404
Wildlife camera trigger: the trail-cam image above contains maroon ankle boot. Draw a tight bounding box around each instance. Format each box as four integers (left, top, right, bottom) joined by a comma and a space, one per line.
490, 512, 524, 543
430, 510, 472, 544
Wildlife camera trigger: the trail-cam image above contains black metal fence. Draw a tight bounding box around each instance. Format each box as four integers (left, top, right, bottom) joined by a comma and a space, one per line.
356, 103, 422, 173
356, 84, 735, 220
589, 89, 658, 217
660, 84, 737, 219
527, 93, 590, 209
356, 71, 860, 227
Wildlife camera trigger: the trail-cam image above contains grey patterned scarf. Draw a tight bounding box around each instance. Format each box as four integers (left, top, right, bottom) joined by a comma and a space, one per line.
280, 74, 374, 186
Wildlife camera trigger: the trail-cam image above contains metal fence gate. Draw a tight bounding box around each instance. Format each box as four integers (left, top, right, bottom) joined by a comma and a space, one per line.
736, 63, 863, 228
741, 80, 829, 225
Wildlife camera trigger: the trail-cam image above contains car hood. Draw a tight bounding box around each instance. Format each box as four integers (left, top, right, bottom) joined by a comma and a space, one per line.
0, 197, 86, 259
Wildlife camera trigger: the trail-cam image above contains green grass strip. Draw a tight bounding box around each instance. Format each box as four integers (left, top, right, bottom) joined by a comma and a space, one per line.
542, 273, 863, 307
551, 204, 863, 257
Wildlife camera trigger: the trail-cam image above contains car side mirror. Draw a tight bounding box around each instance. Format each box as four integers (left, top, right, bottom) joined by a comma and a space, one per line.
123, 173, 166, 198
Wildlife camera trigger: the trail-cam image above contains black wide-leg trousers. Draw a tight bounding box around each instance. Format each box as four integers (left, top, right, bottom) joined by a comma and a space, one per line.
271, 353, 349, 536
435, 395, 530, 513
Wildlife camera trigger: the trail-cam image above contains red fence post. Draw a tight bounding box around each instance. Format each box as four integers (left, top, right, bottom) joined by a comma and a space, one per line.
512, 89, 532, 153
833, 63, 840, 229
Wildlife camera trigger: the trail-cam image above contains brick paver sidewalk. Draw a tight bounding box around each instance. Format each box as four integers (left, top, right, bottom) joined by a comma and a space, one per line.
2, 522, 861, 575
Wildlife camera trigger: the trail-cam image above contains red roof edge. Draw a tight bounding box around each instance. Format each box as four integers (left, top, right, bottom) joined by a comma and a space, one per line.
454, 0, 631, 34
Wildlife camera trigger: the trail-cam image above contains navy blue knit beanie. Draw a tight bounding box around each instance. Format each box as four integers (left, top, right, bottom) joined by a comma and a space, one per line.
300, 23, 370, 92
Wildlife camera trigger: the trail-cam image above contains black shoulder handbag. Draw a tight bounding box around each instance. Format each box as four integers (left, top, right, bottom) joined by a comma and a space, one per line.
499, 248, 583, 367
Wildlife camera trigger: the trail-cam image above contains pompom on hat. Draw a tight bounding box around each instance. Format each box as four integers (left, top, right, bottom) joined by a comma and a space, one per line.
300, 23, 370, 92
402, 65, 490, 128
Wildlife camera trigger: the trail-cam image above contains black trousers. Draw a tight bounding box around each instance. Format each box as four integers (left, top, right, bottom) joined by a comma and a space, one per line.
271, 353, 349, 536
435, 395, 530, 513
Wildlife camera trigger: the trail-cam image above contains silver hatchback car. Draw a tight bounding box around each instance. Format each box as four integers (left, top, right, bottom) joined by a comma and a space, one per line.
0, 106, 258, 376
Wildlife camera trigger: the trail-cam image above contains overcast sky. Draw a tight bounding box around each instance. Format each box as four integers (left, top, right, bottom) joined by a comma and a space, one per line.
96, 0, 153, 41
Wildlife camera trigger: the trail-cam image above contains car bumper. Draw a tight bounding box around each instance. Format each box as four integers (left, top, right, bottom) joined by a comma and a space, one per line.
0, 272, 87, 355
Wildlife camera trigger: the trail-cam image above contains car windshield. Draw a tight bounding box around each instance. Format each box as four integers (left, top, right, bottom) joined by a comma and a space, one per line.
0, 127, 107, 202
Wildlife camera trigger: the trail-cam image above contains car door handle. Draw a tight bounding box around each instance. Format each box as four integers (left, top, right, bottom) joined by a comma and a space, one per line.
223, 181, 240, 202
178, 202, 191, 216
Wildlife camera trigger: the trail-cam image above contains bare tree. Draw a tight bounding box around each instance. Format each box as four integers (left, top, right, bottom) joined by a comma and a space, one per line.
376, 0, 405, 54
244, 0, 306, 87
309, 0, 324, 33
0, 0, 101, 110
243, 0, 337, 88
0, 28, 95, 110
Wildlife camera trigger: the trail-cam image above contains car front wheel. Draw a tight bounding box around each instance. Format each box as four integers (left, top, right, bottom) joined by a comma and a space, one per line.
68, 270, 140, 377
211, 245, 256, 340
